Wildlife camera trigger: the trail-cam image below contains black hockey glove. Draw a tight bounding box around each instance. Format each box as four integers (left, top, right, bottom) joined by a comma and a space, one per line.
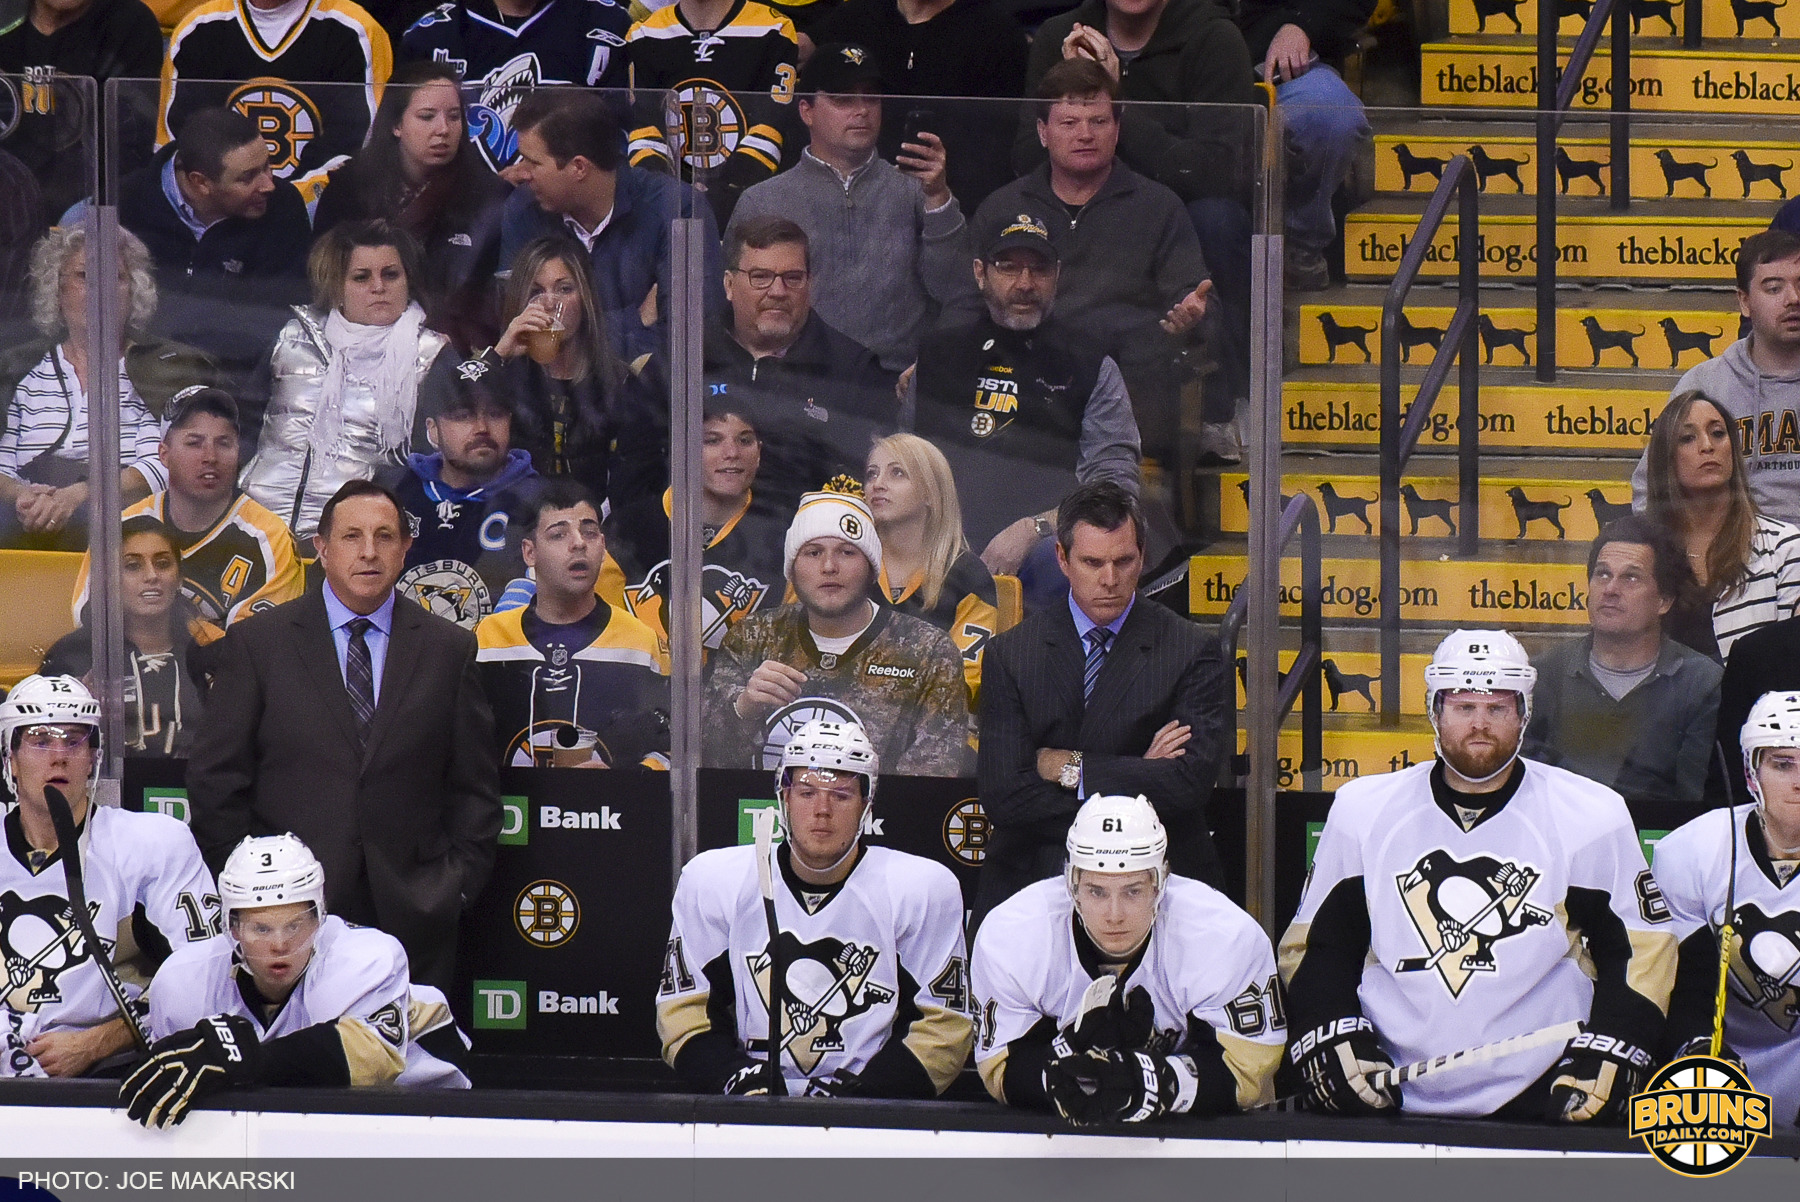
1545, 1031, 1653, 1124
802, 1069, 863, 1098
1053, 976, 1156, 1058
721, 1062, 772, 1096
119, 1014, 261, 1129
1288, 1018, 1399, 1116
1043, 1051, 1196, 1125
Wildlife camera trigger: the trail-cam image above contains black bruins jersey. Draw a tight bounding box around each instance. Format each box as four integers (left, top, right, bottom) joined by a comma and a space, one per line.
877, 550, 996, 713
159, 0, 393, 204
599, 486, 787, 653
625, 0, 795, 217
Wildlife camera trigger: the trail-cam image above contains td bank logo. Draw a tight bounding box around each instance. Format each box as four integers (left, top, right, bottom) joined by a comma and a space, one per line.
472, 979, 622, 1029
498, 796, 529, 846
498, 797, 623, 847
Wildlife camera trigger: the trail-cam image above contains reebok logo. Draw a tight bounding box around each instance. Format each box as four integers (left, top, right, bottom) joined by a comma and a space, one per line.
866, 664, 917, 679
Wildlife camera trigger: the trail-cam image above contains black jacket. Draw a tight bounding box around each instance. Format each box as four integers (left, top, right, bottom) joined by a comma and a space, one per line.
1713, 616, 1800, 802
1236, 0, 1377, 67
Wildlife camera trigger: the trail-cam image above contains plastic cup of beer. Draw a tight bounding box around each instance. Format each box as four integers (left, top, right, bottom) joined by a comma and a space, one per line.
552, 726, 598, 768
524, 300, 566, 365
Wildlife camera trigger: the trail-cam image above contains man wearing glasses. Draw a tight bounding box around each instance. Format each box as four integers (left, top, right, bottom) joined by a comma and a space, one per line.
704, 216, 896, 512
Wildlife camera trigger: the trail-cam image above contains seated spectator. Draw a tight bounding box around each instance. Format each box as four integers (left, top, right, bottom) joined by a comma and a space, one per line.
1635, 230, 1800, 526
70, 386, 302, 639
604, 399, 788, 650
979, 61, 1216, 473
0, 227, 211, 551
1716, 613, 1800, 804
865, 433, 997, 710
476, 480, 671, 768
398, 0, 629, 175
727, 42, 978, 372
158, 0, 392, 205
707, 216, 895, 511
909, 207, 1140, 605
389, 354, 540, 629
43, 515, 215, 757
703, 490, 972, 775
624, 0, 797, 223
1523, 516, 1721, 804
313, 61, 510, 351
241, 220, 451, 541
1642, 389, 1800, 661
499, 88, 723, 366
810, 0, 1029, 209
1236, 0, 1373, 290
122, 833, 467, 1131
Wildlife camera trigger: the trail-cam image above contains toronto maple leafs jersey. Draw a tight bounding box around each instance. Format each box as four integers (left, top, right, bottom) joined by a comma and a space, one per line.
1657, 805, 1800, 1128
657, 842, 972, 1096
400, 0, 630, 172
971, 876, 1285, 1112
0, 805, 216, 1072
148, 915, 469, 1088
1279, 760, 1678, 1118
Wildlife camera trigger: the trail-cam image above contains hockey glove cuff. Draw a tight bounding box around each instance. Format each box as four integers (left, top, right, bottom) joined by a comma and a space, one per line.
119, 1014, 261, 1129
1044, 1051, 1194, 1125
803, 1069, 863, 1098
1672, 1035, 1745, 1074
1051, 976, 1156, 1058
721, 1061, 772, 1096
1546, 1031, 1653, 1124
1289, 1018, 1399, 1116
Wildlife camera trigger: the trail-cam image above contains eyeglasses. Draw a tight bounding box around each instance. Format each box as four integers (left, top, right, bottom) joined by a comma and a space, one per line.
986, 259, 1057, 280
731, 268, 809, 291
19, 726, 93, 753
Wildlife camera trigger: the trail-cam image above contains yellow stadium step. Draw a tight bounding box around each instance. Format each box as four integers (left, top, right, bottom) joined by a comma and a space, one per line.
1343, 197, 1769, 282
1445, 0, 1775, 40
1421, 36, 1800, 115
1373, 126, 1800, 203
1296, 289, 1738, 368
0, 551, 82, 688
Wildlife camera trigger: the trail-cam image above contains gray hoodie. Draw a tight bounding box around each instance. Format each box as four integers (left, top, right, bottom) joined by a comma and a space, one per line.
1632, 337, 1800, 525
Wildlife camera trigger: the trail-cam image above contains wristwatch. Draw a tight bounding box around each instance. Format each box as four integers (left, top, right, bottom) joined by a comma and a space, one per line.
1058, 751, 1083, 791
1033, 515, 1055, 540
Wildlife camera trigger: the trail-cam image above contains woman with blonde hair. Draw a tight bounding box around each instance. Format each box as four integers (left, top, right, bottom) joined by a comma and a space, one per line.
1644, 387, 1800, 659
866, 432, 998, 706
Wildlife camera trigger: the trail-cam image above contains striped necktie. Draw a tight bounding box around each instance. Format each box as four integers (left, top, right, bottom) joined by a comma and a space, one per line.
346, 618, 376, 745
1083, 627, 1112, 701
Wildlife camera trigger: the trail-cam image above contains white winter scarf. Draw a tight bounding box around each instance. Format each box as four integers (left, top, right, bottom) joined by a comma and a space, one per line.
313, 302, 425, 460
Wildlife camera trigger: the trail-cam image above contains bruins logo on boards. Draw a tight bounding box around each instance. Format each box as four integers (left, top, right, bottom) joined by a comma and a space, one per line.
0, 892, 101, 1012
1395, 851, 1552, 996
943, 799, 990, 867
1629, 1056, 1772, 1177
227, 79, 321, 176
515, 880, 581, 948
748, 933, 894, 1074
1726, 903, 1800, 1031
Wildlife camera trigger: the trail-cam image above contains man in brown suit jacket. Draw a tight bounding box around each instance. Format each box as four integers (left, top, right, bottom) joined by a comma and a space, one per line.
187, 479, 501, 992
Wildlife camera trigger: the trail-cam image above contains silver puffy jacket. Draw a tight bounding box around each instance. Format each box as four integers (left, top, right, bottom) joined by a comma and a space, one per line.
240, 307, 448, 541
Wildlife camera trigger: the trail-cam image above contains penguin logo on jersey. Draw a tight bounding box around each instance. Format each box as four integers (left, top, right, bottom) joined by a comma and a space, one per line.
1727, 904, 1800, 1030
0, 892, 102, 1012
398, 559, 492, 629
1395, 852, 1552, 997
228, 81, 321, 177
748, 933, 895, 1074
468, 53, 543, 172
629, 561, 768, 649
662, 80, 745, 171
758, 698, 864, 770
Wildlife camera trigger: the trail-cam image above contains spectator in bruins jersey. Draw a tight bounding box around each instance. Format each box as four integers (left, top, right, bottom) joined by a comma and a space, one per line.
704, 490, 971, 776
603, 399, 787, 652
499, 88, 724, 366
158, 0, 393, 206
390, 353, 541, 630
865, 434, 996, 712
44, 516, 214, 757
313, 62, 511, 351
625, 0, 798, 223
241, 220, 451, 541
70, 387, 303, 640
476, 480, 671, 768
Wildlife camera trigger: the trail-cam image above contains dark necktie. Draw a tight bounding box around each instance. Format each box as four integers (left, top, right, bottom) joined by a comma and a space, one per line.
346, 617, 376, 745
1083, 627, 1112, 701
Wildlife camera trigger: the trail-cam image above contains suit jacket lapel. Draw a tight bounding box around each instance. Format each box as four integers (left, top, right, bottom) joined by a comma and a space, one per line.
1043, 606, 1085, 726
362, 595, 424, 765
1079, 601, 1151, 741
292, 590, 364, 751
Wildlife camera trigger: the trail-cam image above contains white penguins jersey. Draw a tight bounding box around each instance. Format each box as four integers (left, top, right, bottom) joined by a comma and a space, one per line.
656, 843, 973, 1096
970, 876, 1286, 1111
148, 915, 469, 1089
1, 804, 217, 1075
1656, 805, 1800, 1128
1279, 760, 1677, 1117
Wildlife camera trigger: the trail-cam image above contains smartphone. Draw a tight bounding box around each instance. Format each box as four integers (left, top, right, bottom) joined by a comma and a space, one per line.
901, 107, 938, 147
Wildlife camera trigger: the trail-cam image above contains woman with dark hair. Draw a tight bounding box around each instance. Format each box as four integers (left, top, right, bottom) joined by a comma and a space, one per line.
1644, 387, 1800, 659
241, 219, 450, 540
312, 62, 509, 346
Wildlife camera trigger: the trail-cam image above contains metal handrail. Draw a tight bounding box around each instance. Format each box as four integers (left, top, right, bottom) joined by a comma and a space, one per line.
1536, 0, 1631, 380
1219, 494, 1324, 790
1380, 156, 1480, 724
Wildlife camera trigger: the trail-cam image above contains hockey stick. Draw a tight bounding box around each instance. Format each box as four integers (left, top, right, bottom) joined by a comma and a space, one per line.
1394, 867, 1537, 973
1252, 1020, 1583, 1112
1712, 743, 1743, 1059
752, 806, 787, 1095
44, 785, 150, 1054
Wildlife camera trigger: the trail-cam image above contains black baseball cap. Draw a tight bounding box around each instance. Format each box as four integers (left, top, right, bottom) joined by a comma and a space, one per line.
421, 355, 515, 420
799, 43, 884, 96
164, 385, 239, 430
980, 209, 1059, 263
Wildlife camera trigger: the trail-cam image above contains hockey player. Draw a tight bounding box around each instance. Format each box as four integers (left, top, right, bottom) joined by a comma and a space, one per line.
971, 794, 1284, 1123
657, 718, 973, 1096
0, 676, 218, 1079
1280, 630, 1677, 1121
121, 834, 469, 1128
702, 489, 972, 776
1656, 690, 1800, 1127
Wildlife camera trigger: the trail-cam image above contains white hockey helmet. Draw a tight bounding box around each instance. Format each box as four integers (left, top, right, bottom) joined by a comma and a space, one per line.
1425, 629, 1536, 783
219, 834, 327, 930
775, 717, 879, 811
1064, 794, 1169, 897
1741, 691, 1800, 812
0, 674, 102, 800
